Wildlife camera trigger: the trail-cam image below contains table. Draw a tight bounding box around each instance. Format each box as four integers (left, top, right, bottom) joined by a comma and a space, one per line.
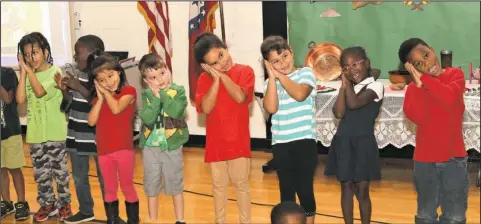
315, 80, 480, 152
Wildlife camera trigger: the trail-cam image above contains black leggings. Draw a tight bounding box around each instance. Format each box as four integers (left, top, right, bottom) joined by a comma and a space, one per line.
272, 139, 318, 217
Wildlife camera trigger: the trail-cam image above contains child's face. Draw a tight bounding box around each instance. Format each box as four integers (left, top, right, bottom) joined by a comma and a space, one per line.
73, 42, 91, 71
203, 47, 233, 72
143, 67, 171, 90
95, 69, 121, 92
267, 49, 295, 75
22, 43, 49, 70
341, 54, 370, 84
408, 44, 442, 76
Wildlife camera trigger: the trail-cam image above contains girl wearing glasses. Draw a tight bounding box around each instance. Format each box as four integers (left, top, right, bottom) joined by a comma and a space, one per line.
324, 46, 384, 224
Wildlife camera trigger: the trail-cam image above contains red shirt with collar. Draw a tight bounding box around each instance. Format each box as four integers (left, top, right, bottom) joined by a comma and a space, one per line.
195, 64, 255, 163
93, 86, 137, 155
403, 67, 467, 162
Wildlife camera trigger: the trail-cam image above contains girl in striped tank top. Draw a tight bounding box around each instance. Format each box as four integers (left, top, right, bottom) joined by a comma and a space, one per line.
261, 36, 318, 224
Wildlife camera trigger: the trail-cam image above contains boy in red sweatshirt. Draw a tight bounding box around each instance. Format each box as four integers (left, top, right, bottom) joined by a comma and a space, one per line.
398, 38, 468, 224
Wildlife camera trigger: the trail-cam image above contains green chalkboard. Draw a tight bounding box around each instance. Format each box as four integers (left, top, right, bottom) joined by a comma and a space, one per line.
287, 2, 480, 79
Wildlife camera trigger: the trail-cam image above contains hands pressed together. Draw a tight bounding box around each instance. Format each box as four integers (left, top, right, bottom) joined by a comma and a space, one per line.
404, 62, 423, 88
264, 60, 282, 79
17, 54, 34, 76
201, 63, 224, 81
341, 73, 351, 88
55, 71, 82, 91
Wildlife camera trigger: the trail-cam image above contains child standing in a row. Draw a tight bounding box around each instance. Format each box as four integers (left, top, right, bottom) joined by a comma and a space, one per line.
55, 35, 106, 224
138, 53, 189, 224
399, 38, 468, 224
16, 32, 72, 222
87, 52, 139, 224
1, 66, 30, 221
261, 36, 318, 224
194, 32, 254, 224
325, 46, 384, 224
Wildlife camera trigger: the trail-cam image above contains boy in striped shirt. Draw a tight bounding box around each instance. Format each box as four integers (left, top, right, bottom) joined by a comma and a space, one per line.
261, 36, 318, 224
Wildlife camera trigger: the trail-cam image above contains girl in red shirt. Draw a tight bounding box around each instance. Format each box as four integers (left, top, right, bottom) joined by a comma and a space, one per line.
87, 52, 139, 224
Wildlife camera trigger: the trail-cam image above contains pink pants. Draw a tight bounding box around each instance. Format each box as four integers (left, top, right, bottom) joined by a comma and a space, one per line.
98, 149, 138, 203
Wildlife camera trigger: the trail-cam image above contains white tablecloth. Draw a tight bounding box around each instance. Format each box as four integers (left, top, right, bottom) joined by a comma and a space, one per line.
315, 79, 480, 152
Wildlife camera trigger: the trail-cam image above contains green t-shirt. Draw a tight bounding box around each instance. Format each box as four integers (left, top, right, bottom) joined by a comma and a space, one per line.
145, 110, 168, 149
25, 65, 67, 144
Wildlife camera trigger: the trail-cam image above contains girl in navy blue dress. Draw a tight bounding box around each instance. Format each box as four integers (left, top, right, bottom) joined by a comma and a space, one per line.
324, 46, 384, 224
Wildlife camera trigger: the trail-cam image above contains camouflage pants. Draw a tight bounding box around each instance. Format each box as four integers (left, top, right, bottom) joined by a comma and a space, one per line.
30, 141, 71, 208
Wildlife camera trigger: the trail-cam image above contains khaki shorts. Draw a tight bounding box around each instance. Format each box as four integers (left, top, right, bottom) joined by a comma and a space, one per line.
142, 146, 184, 196
1, 135, 26, 169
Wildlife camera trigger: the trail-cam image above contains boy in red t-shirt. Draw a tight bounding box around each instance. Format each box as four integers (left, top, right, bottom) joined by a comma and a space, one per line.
194, 32, 254, 224
399, 38, 468, 224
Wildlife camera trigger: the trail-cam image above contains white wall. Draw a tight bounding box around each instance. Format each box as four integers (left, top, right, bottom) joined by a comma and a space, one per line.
72, 2, 266, 139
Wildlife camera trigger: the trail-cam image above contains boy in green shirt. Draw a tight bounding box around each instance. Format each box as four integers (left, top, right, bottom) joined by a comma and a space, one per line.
138, 53, 189, 224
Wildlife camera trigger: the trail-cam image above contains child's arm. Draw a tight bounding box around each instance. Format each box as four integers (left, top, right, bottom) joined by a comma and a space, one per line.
277, 69, 315, 102
1, 86, 14, 104
263, 77, 279, 114
63, 72, 91, 100
196, 74, 220, 115
1, 68, 17, 104
54, 72, 73, 103
160, 86, 188, 119
88, 97, 103, 126
332, 87, 347, 119
102, 85, 136, 115
218, 67, 255, 104
17, 55, 49, 98
403, 84, 428, 125
344, 78, 382, 110
332, 75, 349, 118
138, 91, 161, 126
420, 68, 465, 107
16, 71, 27, 104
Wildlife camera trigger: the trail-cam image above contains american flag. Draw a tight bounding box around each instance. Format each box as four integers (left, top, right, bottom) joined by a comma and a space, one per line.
188, 1, 219, 103
137, 1, 173, 72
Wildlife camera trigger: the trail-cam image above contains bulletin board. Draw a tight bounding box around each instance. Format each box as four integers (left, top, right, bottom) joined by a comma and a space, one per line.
287, 2, 480, 79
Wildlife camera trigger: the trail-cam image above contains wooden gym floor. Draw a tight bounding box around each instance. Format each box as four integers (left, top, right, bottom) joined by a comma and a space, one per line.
1, 142, 480, 223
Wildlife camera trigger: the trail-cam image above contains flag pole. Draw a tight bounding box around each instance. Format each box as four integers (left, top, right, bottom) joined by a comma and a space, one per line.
219, 1, 226, 44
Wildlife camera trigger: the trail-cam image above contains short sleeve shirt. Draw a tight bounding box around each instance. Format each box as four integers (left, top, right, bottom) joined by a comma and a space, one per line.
195, 64, 255, 163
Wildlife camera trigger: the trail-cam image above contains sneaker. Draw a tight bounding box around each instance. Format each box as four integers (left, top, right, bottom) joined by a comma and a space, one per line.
64, 212, 95, 224
58, 203, 73, 221
175, 221, 186, 224
34, 204, 58, 222
14, 201, 30, 221
0, 201, 15, 219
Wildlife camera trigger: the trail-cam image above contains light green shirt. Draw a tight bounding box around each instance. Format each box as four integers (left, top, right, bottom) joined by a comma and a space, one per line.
25, 65, 67, 144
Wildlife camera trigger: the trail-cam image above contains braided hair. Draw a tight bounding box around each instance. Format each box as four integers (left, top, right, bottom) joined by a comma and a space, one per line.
17, 32, 53, 64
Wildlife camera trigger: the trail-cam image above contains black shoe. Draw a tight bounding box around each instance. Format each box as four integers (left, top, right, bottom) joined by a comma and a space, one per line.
175, 221, 186, 224
0, 201, 15, 219
125, 201, 139, 224
64, 212, 95, 224
104, 201, 121, 224
14, 201, 29, 220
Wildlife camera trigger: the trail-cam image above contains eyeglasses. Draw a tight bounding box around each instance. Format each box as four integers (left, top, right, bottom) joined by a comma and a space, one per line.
342, 59, 364, 73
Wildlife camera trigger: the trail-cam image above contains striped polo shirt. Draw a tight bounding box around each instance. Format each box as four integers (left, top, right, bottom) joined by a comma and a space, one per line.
263, 67, 317, 145
62, 66, 97, 155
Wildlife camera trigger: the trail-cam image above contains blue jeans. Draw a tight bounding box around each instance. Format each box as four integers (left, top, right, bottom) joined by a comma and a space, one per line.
70, 151, 104, 216
414, 157, 469, 224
